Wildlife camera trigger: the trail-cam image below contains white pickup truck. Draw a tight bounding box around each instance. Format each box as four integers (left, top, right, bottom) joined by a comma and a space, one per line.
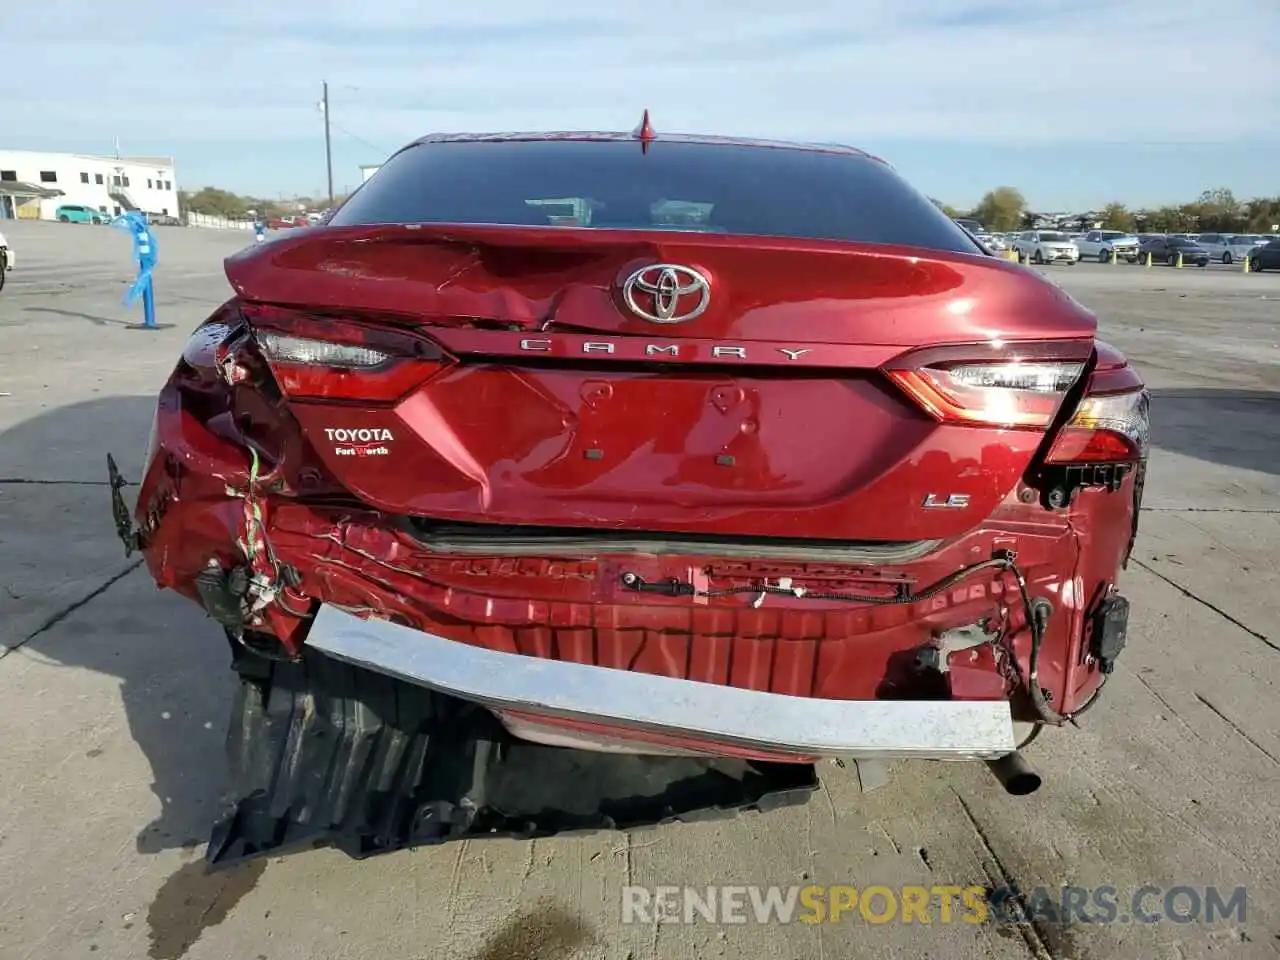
1074, 229, 1140, 263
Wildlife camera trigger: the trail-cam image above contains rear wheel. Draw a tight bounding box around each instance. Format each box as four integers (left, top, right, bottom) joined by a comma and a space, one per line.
1098, 249, 1110, 263
1222, 251, 1233, 264
58, 215, 70, 222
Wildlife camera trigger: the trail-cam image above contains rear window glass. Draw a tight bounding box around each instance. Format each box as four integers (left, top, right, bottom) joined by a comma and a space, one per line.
330, 139, 985, 254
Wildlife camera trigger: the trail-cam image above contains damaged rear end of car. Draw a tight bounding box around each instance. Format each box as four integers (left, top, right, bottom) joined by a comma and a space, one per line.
110, 128, 1148, 866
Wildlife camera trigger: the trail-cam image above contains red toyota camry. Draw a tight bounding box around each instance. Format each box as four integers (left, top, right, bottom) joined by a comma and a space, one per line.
111, 115, 1149, 864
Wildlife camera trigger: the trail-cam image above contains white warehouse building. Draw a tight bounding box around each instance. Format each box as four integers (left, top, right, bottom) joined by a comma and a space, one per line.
0, 149, 180, 222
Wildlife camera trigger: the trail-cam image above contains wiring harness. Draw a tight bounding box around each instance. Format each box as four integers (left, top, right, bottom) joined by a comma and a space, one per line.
620, 550, 1105, 725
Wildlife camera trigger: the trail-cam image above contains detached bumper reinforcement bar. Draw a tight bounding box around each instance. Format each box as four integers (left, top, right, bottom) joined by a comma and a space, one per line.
306, 604, 1017, 761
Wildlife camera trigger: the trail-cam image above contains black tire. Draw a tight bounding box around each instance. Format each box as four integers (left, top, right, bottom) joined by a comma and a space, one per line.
0, 252, 7, 292
58, 215, 70, 222
1098, 250, 1110, 263
1222, 252, 1232, 264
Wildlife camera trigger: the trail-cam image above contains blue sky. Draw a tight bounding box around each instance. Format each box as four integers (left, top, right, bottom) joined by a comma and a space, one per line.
6, 1, 1278, 209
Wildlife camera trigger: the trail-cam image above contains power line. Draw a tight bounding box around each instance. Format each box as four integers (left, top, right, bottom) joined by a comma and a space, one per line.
329, 120, 390, 157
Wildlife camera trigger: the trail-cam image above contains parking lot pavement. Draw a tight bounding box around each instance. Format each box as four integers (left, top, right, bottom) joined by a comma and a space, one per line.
1, 222, 1278, 960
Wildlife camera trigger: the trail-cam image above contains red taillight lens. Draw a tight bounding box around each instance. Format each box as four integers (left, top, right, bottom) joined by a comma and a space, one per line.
1044, 388, 1149, 464
886, 361, 1085, 428
241, 304, 452, 402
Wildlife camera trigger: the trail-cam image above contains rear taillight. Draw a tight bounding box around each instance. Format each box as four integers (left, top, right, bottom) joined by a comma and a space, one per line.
1044, 388, 1149, 464
256, 332, 389, 369
885, 360, 1085, 428
241, 304, 452, 401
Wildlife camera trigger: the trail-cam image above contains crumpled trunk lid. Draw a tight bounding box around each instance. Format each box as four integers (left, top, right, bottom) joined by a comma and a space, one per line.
228, 224, 1096, 543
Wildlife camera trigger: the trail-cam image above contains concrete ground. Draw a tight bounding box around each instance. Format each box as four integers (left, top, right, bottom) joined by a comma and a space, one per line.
0, 219, 1277, 960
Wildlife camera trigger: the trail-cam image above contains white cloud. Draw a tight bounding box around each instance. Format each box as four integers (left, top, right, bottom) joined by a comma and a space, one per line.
5, 0, 1278, 149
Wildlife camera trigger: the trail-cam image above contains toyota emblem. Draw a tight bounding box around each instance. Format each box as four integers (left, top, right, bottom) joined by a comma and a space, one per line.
621, 264, 711, 324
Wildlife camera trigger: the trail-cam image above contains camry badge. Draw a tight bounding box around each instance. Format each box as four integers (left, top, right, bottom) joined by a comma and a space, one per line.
622, 264, 711, 324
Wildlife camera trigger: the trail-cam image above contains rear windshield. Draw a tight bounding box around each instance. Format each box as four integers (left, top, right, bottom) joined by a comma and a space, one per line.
330, 139, 985, 254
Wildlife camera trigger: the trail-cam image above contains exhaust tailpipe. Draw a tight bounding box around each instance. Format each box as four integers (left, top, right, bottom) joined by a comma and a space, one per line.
985, 752, 1042, 796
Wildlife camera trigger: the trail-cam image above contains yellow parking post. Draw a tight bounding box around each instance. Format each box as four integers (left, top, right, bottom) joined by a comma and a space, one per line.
1007, 248, 1018, 263
1244, 255, 1252, 273
1144, 251, 1153, 268
1110, 248, 1117, 265
1176, 250, 1183, 268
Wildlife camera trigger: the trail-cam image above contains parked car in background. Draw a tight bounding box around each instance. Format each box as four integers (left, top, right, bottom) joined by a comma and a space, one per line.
1196, 234, 1264, 264
1246, 238, 1280, 271
954, 217, 984, 235
1137, 235, 1210, 267
976, 231, 1007, 252
1075, 230, 1141, 263
55, 204, 110, 224
1013, 230, 1080, 265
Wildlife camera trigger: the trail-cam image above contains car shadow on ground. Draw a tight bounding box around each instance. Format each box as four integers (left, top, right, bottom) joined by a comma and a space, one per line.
1148, 388, 1279, 477
3, 395, 232, 856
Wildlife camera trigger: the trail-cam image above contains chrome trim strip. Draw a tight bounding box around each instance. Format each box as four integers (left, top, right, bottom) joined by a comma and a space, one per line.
306, 604, 1016, 761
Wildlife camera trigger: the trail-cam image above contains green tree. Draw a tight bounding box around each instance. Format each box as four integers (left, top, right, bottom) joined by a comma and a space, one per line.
184, 187, 250, 219
1145, 206, 1198, 233
1186, 188, 1244, 232
1100, 203, 1135, 232
972, 187, 1026, 231
929, 197, 960, 218
1243, 197, 1280, 233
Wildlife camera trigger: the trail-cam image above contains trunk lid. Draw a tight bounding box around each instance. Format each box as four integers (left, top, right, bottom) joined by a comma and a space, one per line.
229, 224, 1097, 543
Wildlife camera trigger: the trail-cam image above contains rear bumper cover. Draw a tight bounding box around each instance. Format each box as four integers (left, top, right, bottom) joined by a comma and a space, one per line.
306, 604, 1018, 761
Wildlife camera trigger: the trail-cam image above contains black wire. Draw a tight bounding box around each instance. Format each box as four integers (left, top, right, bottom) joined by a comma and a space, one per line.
620, 553, 1101, 724
621, 557, 1010, 606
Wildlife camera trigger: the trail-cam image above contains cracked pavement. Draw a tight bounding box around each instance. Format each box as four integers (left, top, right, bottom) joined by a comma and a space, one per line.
0, 221, 1277, 959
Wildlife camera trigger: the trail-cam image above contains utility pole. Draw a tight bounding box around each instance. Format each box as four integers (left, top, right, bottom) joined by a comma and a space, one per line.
322, 81, 334, 206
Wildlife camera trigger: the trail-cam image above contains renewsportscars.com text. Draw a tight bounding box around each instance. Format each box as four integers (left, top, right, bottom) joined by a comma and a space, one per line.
621, 884, 1248, 926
